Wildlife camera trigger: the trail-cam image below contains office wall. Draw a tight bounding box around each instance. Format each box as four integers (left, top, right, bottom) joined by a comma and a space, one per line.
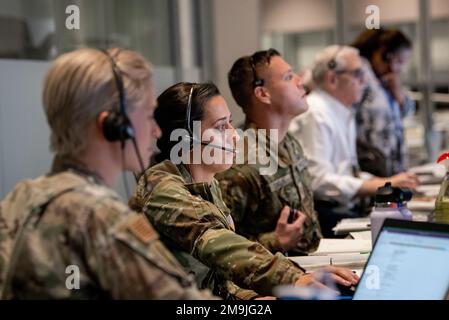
346, 0, 419, 25
0, 59, 51, 199
0, 0, 22, 17
431, 0, 449, 19
261, 0, 449, 79
0, 59, 175, 199
211, 0, 261, 127
345, 0, 449, 23
262, 0, 336, 33
262, 0, 449, 33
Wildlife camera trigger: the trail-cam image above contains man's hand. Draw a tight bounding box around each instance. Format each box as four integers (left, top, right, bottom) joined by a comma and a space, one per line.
275, 206, 306, 252
390, 172, 419, 190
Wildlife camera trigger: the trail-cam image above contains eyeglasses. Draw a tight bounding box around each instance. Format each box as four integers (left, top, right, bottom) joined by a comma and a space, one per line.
336, 68, 365, 81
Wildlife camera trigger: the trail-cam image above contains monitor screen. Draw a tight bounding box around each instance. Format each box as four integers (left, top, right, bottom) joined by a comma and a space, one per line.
354, 224, 449, 300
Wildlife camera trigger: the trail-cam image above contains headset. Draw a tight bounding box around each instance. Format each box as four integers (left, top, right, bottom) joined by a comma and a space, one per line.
327, 46, 343, 70
184, 84, 235, 153
102, 51, 135, 144
250, 56, 264, 87
382, 50, 393, 63
101, 49, 148, 191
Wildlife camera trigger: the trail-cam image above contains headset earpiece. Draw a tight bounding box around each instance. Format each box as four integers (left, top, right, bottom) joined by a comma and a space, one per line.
250, 57, 264, 87
102, 110, 135, 142
182, 84, 235, 154
328, 46, 343, 70
101, 50, 134, 144
100, 49, 149, 192
327, 59, 337, 70
382, 50, 392, 63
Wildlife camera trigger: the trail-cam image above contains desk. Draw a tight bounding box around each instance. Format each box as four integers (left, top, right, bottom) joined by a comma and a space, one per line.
289, 253, 368, 277
289, 237, 371, 278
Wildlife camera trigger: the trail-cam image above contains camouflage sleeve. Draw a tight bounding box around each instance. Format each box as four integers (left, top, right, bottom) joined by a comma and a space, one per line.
218, 167, 284, 253
143, 179, 304, 296
224, 281, 260, 300
106, 213, 216, 299
293, 211, 322, 255
59, 195, 215, 299
255, 208, 321, 255
217, 167, 261, 226
254, 231, 282, 253
195, 228, 302, 296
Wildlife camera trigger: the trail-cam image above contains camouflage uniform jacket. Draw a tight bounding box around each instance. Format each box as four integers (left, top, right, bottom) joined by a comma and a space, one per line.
0, 156, 213, 299
129, 160, 305, 298
217, 121, 322, 255
355, 58, 415, 176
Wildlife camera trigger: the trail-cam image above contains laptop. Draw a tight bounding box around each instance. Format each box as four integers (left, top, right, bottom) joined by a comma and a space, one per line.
352, 219, 449, 300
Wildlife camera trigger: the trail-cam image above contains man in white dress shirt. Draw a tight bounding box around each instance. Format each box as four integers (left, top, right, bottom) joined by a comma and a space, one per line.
289, 45, 418, 237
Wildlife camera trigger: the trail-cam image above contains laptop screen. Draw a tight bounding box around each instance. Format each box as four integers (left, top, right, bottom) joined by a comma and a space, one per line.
353, 220, 449, 300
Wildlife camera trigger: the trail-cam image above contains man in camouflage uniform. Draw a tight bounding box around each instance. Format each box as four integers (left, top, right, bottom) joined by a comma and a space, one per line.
217, 49, 322, 255
0, 48, 213, 299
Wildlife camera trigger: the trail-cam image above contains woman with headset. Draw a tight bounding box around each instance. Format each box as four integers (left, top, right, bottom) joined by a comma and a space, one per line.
351, 29, 415, 177
0, 48, 214, 299
129, 82, 359, 299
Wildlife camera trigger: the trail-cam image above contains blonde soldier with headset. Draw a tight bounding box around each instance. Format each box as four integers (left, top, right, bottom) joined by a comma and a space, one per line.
0, 48, 214, 299
129, 81, 359, 299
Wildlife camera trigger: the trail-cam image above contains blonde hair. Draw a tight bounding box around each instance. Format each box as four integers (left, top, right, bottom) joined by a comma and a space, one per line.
43, 48, 153, 157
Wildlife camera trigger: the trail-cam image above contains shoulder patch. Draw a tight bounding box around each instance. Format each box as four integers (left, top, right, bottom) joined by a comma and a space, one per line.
127, 215, 158, 244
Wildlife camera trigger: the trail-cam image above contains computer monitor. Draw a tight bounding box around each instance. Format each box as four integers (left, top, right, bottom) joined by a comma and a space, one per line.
353, 219, 449, 300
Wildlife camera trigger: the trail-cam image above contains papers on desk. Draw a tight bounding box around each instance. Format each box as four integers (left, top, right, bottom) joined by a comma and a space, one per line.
332, 211, 432, 237
289, 239, 371, 276
415, 184, 440, 197
332, 217, 371, 235
409, 163, 445, 185
350, 230, 372, 241
310, 239, 372, 256
289, 253, 369, 273
415, 172, 444, 184
409, 184, 439, 213
409, 163, 445, 179
412, 212, 431, 222
408, 200, 435, 212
